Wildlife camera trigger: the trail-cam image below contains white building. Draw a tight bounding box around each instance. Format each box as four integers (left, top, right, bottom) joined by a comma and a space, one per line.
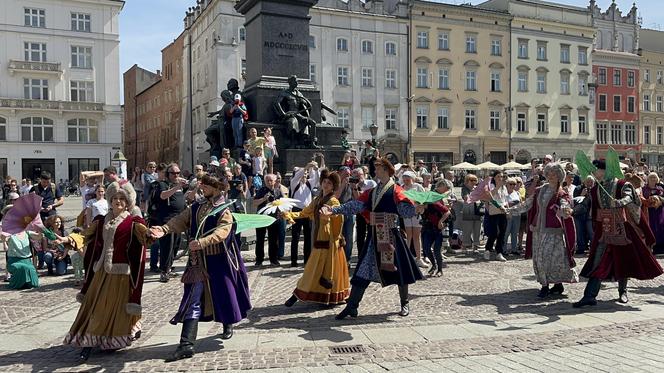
0, 0, 124, 182
179, 0, 408, 169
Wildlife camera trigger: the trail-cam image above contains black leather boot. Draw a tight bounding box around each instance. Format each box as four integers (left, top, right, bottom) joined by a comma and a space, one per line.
537, 285, 550, 298
398, 285, 409, 317
166, 319, 198, 362
573, 278, 601, 308
284, 295, 298, 307
221, 323, 234, 340
336, 285, 366, 320
79, 347, 93, 362
550, 283, 564, 295
618, 279, 629, 304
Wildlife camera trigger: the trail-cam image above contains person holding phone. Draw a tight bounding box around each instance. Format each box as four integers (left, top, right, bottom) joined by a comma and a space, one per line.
154, 163, 187, 282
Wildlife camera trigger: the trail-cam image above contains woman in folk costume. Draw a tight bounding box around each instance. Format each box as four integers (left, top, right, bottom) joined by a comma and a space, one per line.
574, 157, 663, 308
150, 174, 251, 361
63, 183, 149, 362
642, 172, 664, 254
507, 162, 578, 298
321, 158, 423, 320
283, 170, 350, 307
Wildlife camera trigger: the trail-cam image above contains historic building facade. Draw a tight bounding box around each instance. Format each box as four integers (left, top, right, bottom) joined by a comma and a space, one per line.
410, 1, 511, 166
0, 0, 123, 181
639, 28, 664, 169
123, 34, 184, 170
482, 0, 595, 164
590, 0, 641, 160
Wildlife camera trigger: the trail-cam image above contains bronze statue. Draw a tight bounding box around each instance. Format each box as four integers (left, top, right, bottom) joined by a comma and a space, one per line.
273, 75, 319, 148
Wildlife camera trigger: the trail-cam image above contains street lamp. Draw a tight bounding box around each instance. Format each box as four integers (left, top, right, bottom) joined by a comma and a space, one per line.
369, 121, 379, 147
111, 150, 128, 180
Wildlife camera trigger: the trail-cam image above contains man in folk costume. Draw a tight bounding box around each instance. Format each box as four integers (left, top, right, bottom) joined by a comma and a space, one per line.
321, 158, 424, 319
574, 159, 663, 308
150, 174, 251, 361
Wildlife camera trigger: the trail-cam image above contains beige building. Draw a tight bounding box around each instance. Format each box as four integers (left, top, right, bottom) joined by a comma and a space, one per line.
640, 29, 664, 169
482, 0, 595, 163
410, 1, 511, 166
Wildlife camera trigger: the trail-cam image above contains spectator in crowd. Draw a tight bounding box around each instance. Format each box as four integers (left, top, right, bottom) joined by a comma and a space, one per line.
336, 167, 355, 263
414, 160, 428, 177
341, 151, 359, 170
79, 174, 99, 210
460, 174, 483, 253
228, 164, 248, 212
141, 162, 158, 211
572, 176, 594, 255
643, 172, 664, 255
254, 174, 283, 266
401, 171, 428, 268
252, 146, 266, 182
420, 179, 452, 277
275, 172, 289, 258
421, 173, 432, 191
147, 163, 167, 273
221, 148, 236, 172
31, 171, 64, 222
42, 215, 68, 276
504, 178, 522, 256
482, 171, 509, 262
361, 140, 378, 177
350, 167, 376, 259
132, 166, 144, 204
154, 163, 187, 282
289, 162, 320, 266
238, 141, 253, 180
263, 127, 278, 174
85, 185, 108, 228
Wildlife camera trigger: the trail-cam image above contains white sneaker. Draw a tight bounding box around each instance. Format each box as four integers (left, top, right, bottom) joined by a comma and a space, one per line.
416, 258, 429, 268
422, 257, 431, 265
483, 250, 491, 260
496, 253, 507, 262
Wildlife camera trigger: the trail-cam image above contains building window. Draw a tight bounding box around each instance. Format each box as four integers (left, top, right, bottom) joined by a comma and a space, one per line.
437, 107, 449, 129
644, 125, 651, 145
560, 44, 570, 63
417, 31, 429, 48
438, 69, 449, 89
518, 39, 528, 58
20, 117, 53, 142
465, 71, 476, 91
71, 13, 91, 32
657, 96, 663, 112
386, 69, 397, 89
308, 35, 316, 49
23, 78, 48, 100
645, 69, 650, 82
71, 46, 92, 69
490, 71, 501, 92
613, 95, 621, 112
337, 66, 349, 86
465, 34, 476, 53
611, 124, 622, 144
417, 67, 428, 88
309, 64, 316, 84
599, 94, 608, 111
385, 108, 397, 130
491, 39, 501, 56
25, 8, 45, 28
627, 70, 635, 87
613, 69, 622, 86
337, 106, 349, 128
24, 42, 46, 62
579, 75, 588, 96
644, 94, 651, 111
361, 68, 373, 87
658, 70, 663, 84
578, 47, 588, 65
336, 38, 348, 52
537, 42, 547, 60
490, 110, 500, 130
598, 68, 607, 85
361, 40, 373, 54
578, 115, 587, 134
464, 109, 476, 130
416, 105, 428, 128
536, 71, 546, 93
71, 81, 94, 102
597, 123, 608, 144
537, 113, 547, 133
361, 107, 374, 129
0, 117, 6, 141
625, 124, 636, 145
67, 118, 98, 143
438, 32, 449, 50
560, 72, 570, 95
560, 114, 569, 133
517, 112, 527, 132
518, 71, 528, 92
659, 127, 664, 145
627, 96, 635, 113
68, 158, 100, 181
385, 42, 397, 55
239, 27, 246, 42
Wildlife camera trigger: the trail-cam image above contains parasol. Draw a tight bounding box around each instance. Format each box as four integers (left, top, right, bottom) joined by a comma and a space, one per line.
257, 198, 300, 215
501, 161, 529, 170
0, 194, 51, 237
477, 161, 503, 171
404, 189, 449, 204
233, 213, 276, 234
450, 162, 480, 171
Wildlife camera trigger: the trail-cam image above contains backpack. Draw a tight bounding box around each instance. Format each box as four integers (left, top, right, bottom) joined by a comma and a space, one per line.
32, 183, 57, 196
147, 180, 162, 216
290, 180, 311, 196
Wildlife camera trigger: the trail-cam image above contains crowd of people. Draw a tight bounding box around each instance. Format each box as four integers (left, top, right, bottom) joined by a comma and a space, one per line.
1, 132, 664, 363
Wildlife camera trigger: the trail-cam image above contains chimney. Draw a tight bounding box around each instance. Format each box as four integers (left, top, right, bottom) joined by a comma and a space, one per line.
156, 69, 161, 76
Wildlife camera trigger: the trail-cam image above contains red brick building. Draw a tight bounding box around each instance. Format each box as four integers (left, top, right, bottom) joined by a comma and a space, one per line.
123, 33, 184, 170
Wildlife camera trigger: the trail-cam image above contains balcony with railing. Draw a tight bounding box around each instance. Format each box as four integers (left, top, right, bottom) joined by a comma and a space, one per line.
0, 98, 103, 112
8, 60, 63, 76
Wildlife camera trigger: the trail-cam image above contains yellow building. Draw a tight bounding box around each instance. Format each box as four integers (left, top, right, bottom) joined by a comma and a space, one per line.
409, 1, 511, 166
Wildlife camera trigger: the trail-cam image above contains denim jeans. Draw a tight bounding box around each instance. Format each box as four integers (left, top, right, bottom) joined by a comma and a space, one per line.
421, 228, 444, 270
44, 252, 67, 275
232, 117, 244, 148
70, 251, 84, 280
574, 216, 593, 253
504, 215, 521, 253
278, 219, 287, 258
342, 214, 355, 262
149, 241, 160, 270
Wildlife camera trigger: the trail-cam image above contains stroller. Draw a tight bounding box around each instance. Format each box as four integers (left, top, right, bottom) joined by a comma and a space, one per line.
449, 229, 463, 252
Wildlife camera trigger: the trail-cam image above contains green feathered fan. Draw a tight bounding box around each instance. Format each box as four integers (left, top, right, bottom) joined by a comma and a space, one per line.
575, 150, 596, 180
404, 189, 449, 204
605, 147, 624, 181
233, 213, 276, 234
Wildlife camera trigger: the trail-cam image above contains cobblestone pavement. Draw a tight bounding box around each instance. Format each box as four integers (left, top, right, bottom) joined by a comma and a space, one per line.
1, 197, 664, 372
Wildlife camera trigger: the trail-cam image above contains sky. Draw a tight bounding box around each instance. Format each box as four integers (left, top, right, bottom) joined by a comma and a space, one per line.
119, 0, 664, 98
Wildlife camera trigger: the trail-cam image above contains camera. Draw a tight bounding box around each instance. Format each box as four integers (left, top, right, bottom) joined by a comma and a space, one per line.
348, 177, 360, 184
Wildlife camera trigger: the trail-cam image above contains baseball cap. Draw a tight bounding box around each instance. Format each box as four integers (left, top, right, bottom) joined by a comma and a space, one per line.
403, 170, 417, 179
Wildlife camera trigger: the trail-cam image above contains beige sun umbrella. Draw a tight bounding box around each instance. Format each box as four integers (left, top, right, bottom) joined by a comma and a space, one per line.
450, 162, 480, 171
477, 161, 503, 170
501, 161, 529, 170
